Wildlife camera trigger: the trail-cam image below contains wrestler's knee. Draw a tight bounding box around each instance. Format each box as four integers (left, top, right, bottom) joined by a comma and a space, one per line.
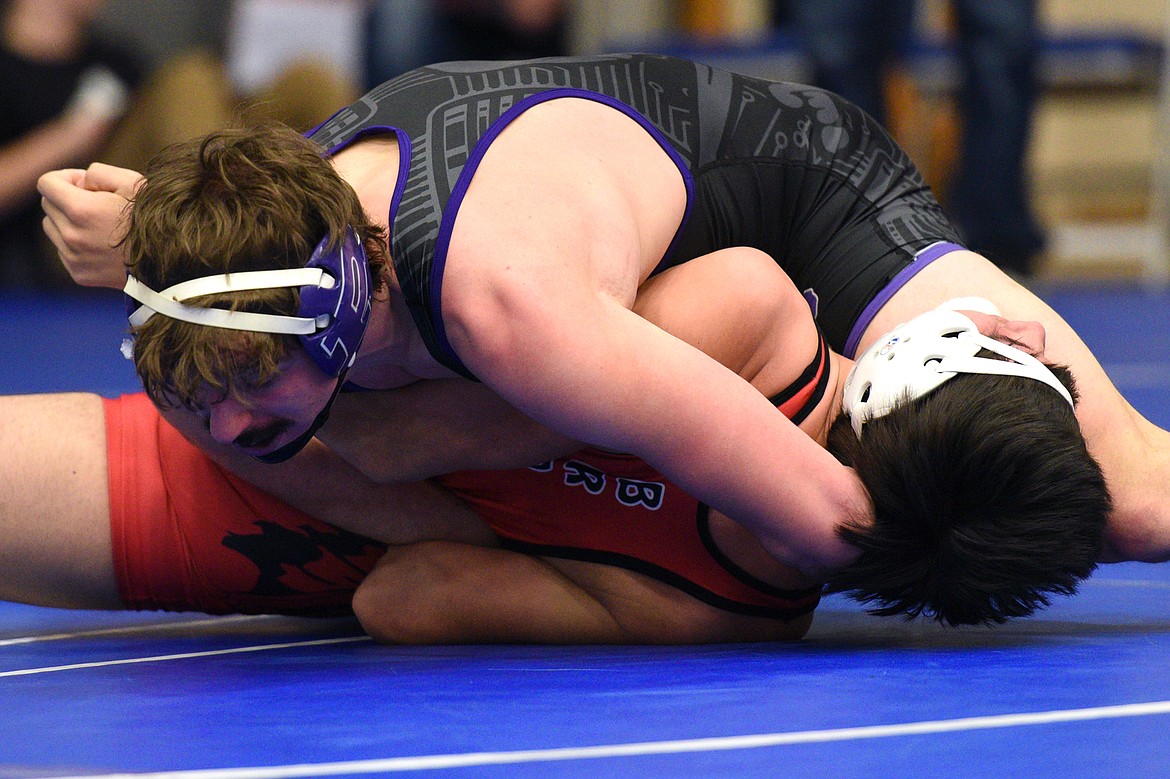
353, 542, 464, 644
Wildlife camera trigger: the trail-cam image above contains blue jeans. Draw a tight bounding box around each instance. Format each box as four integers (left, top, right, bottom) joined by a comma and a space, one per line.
792, 0, 1044, 273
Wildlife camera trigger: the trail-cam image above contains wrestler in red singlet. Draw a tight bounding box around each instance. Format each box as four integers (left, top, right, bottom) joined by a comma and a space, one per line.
106, 332, 828, 619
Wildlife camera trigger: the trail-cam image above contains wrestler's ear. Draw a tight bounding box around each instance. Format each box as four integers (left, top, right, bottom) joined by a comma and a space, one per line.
992, 318, 1047, 357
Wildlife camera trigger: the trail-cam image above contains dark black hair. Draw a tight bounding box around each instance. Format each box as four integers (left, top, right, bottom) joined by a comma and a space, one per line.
823, 360, 1110, 625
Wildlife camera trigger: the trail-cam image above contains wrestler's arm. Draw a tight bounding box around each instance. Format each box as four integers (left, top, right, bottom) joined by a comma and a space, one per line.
352, 541, 811, 644
440, 112, 866, 577
0, 393, 123, 609
318, 240, 815, 482
37, 164, 142, 288
317, 382, 582, 483
864, 250, 1170, 562
158, 406, 497, 547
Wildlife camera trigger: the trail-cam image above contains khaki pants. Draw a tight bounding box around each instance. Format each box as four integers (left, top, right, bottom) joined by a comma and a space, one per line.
101, 48, 359, 171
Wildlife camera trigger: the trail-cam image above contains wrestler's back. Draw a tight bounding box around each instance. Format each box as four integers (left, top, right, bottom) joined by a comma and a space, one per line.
311, 53, 962, 358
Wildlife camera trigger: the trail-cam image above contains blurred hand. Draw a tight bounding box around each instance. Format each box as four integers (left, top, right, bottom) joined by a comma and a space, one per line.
57, 66, 130, 157
38, 163, 144, 289
63, 66, 130, 123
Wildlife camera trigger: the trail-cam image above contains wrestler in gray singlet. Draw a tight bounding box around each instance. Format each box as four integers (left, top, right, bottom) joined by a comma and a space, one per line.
309, 53, 964, 375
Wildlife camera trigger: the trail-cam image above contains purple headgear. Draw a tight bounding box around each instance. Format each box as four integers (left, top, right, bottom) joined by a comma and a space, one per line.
296, 226, 373, 376
122, 225, 372, 378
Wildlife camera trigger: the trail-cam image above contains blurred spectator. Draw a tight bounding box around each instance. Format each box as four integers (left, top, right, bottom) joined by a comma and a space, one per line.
364, 0, 568, 87
3, 0, 359, 290
789, 0, 1046, 277
363, 0, 442, 83
224, 0, 363, 109
99, 0, 360, 138
93, 0, 231, 71
0, 0, 141, 288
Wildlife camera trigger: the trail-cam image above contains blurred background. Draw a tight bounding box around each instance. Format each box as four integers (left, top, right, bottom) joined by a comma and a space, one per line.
3, 0, 1168, 289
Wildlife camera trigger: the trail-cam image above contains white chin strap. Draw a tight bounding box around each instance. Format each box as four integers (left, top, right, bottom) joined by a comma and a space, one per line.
123, 269, 335, 334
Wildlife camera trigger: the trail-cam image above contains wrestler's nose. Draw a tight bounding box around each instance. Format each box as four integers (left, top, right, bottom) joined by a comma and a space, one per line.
207, 398, 253, 446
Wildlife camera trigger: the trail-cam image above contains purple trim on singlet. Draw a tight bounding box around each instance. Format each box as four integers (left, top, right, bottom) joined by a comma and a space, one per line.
305, 106, 347, 140
321, 128, 413, 311
385, 129, 412, 241
428, 88, 697, 368
842, 241, 966, 358
320, 126, 413, 231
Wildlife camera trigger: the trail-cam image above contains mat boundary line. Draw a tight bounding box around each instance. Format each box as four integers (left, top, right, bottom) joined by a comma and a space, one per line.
38, 699, 1170, 778
0, 636, 371, 677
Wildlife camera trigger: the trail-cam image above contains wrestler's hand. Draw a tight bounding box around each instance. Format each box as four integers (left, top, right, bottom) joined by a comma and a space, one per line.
38, 163, 144, 289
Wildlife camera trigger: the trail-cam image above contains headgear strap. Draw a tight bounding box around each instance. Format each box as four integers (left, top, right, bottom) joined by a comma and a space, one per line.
121, 226, 373, 462
843, 301, 1074, 438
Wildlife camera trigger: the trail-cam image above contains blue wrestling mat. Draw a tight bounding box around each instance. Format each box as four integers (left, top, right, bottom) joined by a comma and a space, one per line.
1, 282, 1169, 778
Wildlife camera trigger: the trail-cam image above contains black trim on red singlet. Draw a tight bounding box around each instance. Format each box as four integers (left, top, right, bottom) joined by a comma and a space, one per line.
695, 506, 823, 605
767, 328, 830, 425
496, 539, 820, 620
686, 327, 830, 602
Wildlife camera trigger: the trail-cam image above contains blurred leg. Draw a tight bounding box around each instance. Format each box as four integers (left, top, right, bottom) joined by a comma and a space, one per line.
101, 49, 236, 170
947, 0, 1045, 275
0, 393, 122, 609
791, 0, 915, 126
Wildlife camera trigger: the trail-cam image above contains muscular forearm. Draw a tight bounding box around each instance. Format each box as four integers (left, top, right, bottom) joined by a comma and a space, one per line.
459, 298, 866, 576
319, 382, 582, 482
159, 406, 495, 546
235, 441, 494, 546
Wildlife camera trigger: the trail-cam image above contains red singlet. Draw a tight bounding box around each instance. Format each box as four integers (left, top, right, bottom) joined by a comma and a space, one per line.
106, 393, 385, 616
439, 332, 829, 620
104, 332, 827, 618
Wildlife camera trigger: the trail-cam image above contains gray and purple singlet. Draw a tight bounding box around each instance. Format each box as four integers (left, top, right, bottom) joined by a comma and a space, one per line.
308, 53, 965, 374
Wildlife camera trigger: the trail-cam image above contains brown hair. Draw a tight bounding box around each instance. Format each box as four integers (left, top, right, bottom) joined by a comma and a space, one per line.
122, 124, 387, 409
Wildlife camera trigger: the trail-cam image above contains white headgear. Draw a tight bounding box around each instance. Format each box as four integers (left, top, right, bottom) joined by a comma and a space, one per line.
842, 298, 1074, 437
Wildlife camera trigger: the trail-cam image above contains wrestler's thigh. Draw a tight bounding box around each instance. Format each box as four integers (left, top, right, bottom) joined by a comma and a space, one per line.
0, 393, 121, 608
